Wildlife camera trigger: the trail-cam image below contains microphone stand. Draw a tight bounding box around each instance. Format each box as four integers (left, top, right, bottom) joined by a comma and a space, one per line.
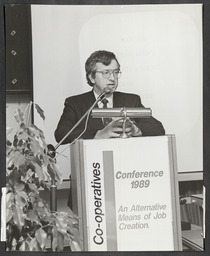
47, 91, 107, 158
47, 91, 107, 218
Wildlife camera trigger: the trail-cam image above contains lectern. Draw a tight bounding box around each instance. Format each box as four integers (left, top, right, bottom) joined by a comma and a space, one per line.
70, 135, 182, 251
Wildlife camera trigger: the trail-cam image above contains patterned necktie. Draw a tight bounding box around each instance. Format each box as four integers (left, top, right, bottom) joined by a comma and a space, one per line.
102, 98, 112, 126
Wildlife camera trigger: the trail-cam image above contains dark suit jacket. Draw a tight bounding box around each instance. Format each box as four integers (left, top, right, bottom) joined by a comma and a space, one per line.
55, 90, 165, 144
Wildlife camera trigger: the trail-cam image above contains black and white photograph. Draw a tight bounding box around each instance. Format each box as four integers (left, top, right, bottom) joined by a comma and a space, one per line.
1, 1, 208, 254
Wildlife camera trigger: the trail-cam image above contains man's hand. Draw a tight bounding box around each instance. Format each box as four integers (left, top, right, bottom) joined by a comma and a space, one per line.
94, 118, 124, 139
94, 117, 142, 139
124, 118, 142, 137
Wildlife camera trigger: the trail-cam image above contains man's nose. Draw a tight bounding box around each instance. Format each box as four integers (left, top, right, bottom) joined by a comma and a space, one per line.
109, 72, 115, 80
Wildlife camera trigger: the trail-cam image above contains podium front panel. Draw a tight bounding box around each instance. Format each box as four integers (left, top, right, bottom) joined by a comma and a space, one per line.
71, 135, 182, 251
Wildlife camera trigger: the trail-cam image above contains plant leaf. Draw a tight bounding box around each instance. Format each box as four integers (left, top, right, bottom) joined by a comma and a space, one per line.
11, 151, 25, 168
19, 241, 28, 251
70, 240, 81, 251
6, 192, 14, 208
56, 216, 68, 234
30, 139, 42, 156
35, 104, 45, 121
15, 194, 27, 208
17, 131, 28, 141
34, 163, 44, 181
42, 165, 51, 182
29, 237, 40, 251
6, 208, 13, 223
28, 183, 38, 193
47, 164, 55, 181
12, 237, 17, 248
13, 205, 25, 231
57, 231, 64, 251
48, 162, 62, 185
14, 109, 24, 124
28, 125, 46, 142
35, 228, 47, 250
36, 199, 50, 219
24, 102, 32, 126
18, 191, 28, 201
27, 209, 39, 222
52, 227, 58, 251
14, 183, 25, 192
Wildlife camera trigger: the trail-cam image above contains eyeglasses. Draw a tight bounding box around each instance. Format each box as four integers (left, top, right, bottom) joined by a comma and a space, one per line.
95, 69, 122, 79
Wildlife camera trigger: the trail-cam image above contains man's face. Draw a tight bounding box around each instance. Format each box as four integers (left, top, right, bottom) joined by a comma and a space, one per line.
90, 59, 120, 96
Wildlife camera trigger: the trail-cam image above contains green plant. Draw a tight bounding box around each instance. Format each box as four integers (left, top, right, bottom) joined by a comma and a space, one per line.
6, 102, 81, 251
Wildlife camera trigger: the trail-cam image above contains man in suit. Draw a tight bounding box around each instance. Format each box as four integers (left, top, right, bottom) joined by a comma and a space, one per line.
55, 50, 165, 209
55, 50, 165, 145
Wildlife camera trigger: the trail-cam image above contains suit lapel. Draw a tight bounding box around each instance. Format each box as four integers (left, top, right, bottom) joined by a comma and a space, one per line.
88, 90, 103, 129
86, 90, 98, 107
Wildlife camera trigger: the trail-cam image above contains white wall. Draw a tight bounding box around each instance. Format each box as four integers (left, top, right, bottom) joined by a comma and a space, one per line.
31, 4, 203, 179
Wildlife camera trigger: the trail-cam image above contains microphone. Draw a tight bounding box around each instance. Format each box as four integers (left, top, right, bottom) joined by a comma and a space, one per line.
51, 88, 113, 153
98, 88, 112, 101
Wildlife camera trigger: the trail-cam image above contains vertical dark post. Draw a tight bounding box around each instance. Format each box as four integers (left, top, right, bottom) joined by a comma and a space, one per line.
50, 177, 57, 250
50, 178, 57, 212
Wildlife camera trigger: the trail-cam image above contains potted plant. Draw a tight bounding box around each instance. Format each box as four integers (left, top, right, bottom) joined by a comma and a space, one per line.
6, 102, 81, 251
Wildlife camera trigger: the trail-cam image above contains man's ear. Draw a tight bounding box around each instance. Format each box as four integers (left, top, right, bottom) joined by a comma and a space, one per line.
88, 73, 95, 84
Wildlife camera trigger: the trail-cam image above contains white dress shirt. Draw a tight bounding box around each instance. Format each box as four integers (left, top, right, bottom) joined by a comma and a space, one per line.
93, 90, 113, 108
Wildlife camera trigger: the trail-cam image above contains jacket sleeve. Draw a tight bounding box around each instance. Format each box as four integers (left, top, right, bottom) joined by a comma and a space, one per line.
54, 98, 98, 145
133, 95, 165, 136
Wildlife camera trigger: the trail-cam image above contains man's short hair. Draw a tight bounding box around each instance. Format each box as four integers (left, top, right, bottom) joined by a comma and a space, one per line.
85, 50, 120, 86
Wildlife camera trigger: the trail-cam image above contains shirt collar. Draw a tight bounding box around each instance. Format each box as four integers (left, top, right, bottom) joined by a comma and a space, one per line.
93, 90, 113, 108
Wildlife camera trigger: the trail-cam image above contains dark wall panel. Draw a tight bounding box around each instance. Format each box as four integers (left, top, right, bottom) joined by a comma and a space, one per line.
5, 4, 33, 94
